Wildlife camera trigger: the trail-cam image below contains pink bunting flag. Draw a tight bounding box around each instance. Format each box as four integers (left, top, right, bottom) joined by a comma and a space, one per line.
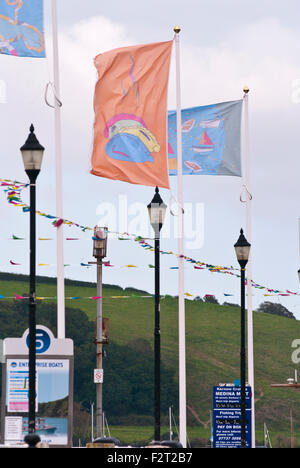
15, 294, 25, 300
53, 218, 64, 228
92, 296, 102, 300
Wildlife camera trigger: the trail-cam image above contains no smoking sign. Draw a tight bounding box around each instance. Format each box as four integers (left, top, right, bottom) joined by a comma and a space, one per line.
94, 369, 104, 383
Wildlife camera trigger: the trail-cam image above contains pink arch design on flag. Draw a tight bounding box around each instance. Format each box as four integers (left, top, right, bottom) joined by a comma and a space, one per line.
104, 113, 148, 138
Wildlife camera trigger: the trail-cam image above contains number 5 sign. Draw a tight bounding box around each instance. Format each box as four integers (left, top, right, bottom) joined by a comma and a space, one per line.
94, 369, 104, 384
26, 328, 51, 354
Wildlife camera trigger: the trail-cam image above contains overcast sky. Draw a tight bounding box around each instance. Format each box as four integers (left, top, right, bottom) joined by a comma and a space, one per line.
1, 0, 300, 318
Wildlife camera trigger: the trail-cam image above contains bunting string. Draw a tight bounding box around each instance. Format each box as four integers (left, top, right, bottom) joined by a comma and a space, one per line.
1, 178, 299, 298
0, 291, 294, 301
0, 293, 193, 301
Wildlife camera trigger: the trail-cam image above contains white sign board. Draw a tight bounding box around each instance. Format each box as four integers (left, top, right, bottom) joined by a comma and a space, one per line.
94, 369, 104, 384
4, 417, 22, 442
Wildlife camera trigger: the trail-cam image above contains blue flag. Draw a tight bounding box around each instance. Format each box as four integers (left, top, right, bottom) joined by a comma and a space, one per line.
168, 100, 243, 176
0, 0, 45, 57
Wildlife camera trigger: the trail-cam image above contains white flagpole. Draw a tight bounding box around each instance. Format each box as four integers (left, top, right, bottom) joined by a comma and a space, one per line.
243, 86, 255, 447
52, 0, 65, 339
174, 25, 187, 448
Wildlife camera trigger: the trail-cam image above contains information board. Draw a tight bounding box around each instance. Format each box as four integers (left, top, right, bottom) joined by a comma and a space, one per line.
213, 385, 252, 448
7, 361, 38, 412
4, 417, 22, 443
1, 326, 73, 447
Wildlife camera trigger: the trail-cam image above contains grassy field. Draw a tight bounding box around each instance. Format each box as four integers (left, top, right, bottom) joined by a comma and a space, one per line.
1, 273, 300, 446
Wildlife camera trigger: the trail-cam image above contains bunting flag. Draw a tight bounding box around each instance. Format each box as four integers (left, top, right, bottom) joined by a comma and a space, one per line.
90, 41, 173, 188
168, 100, 243, 176
15, 294, 25, 300
0, 0, 45, 57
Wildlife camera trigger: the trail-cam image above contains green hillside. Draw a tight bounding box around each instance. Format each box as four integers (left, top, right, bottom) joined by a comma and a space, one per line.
1, 272, 300, 447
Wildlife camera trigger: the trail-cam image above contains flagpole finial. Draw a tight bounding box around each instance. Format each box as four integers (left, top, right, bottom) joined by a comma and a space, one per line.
174, 25, 181, 34
243, 86, 249, 94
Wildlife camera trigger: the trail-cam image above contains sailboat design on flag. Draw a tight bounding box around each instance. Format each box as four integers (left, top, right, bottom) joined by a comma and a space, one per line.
182, 119, 195, 132
192, 130, 214, 154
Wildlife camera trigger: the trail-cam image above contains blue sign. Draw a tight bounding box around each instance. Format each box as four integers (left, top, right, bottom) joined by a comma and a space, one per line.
26, 328, 51, 354
213, 385, 252, 448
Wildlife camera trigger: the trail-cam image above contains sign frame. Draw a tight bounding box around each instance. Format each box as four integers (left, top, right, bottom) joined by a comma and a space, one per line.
0, 326, 74, 448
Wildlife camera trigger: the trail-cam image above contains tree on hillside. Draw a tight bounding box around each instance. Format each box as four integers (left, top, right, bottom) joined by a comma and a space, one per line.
256, 301, 296, 319
100, 339, 178, 420
204, 294, 219, 304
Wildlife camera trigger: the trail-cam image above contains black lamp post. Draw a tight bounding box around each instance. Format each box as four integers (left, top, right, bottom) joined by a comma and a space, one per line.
234, 228, 251, 448
147, 187, 167, 442
20, 125, 44, 440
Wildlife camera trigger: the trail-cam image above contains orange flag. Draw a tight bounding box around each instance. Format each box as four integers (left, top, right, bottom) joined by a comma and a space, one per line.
90, 41, 173, 188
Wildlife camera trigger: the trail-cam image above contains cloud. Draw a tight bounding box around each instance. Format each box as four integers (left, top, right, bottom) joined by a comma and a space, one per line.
57, 17, 136, 153
176, 17, 300, 111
